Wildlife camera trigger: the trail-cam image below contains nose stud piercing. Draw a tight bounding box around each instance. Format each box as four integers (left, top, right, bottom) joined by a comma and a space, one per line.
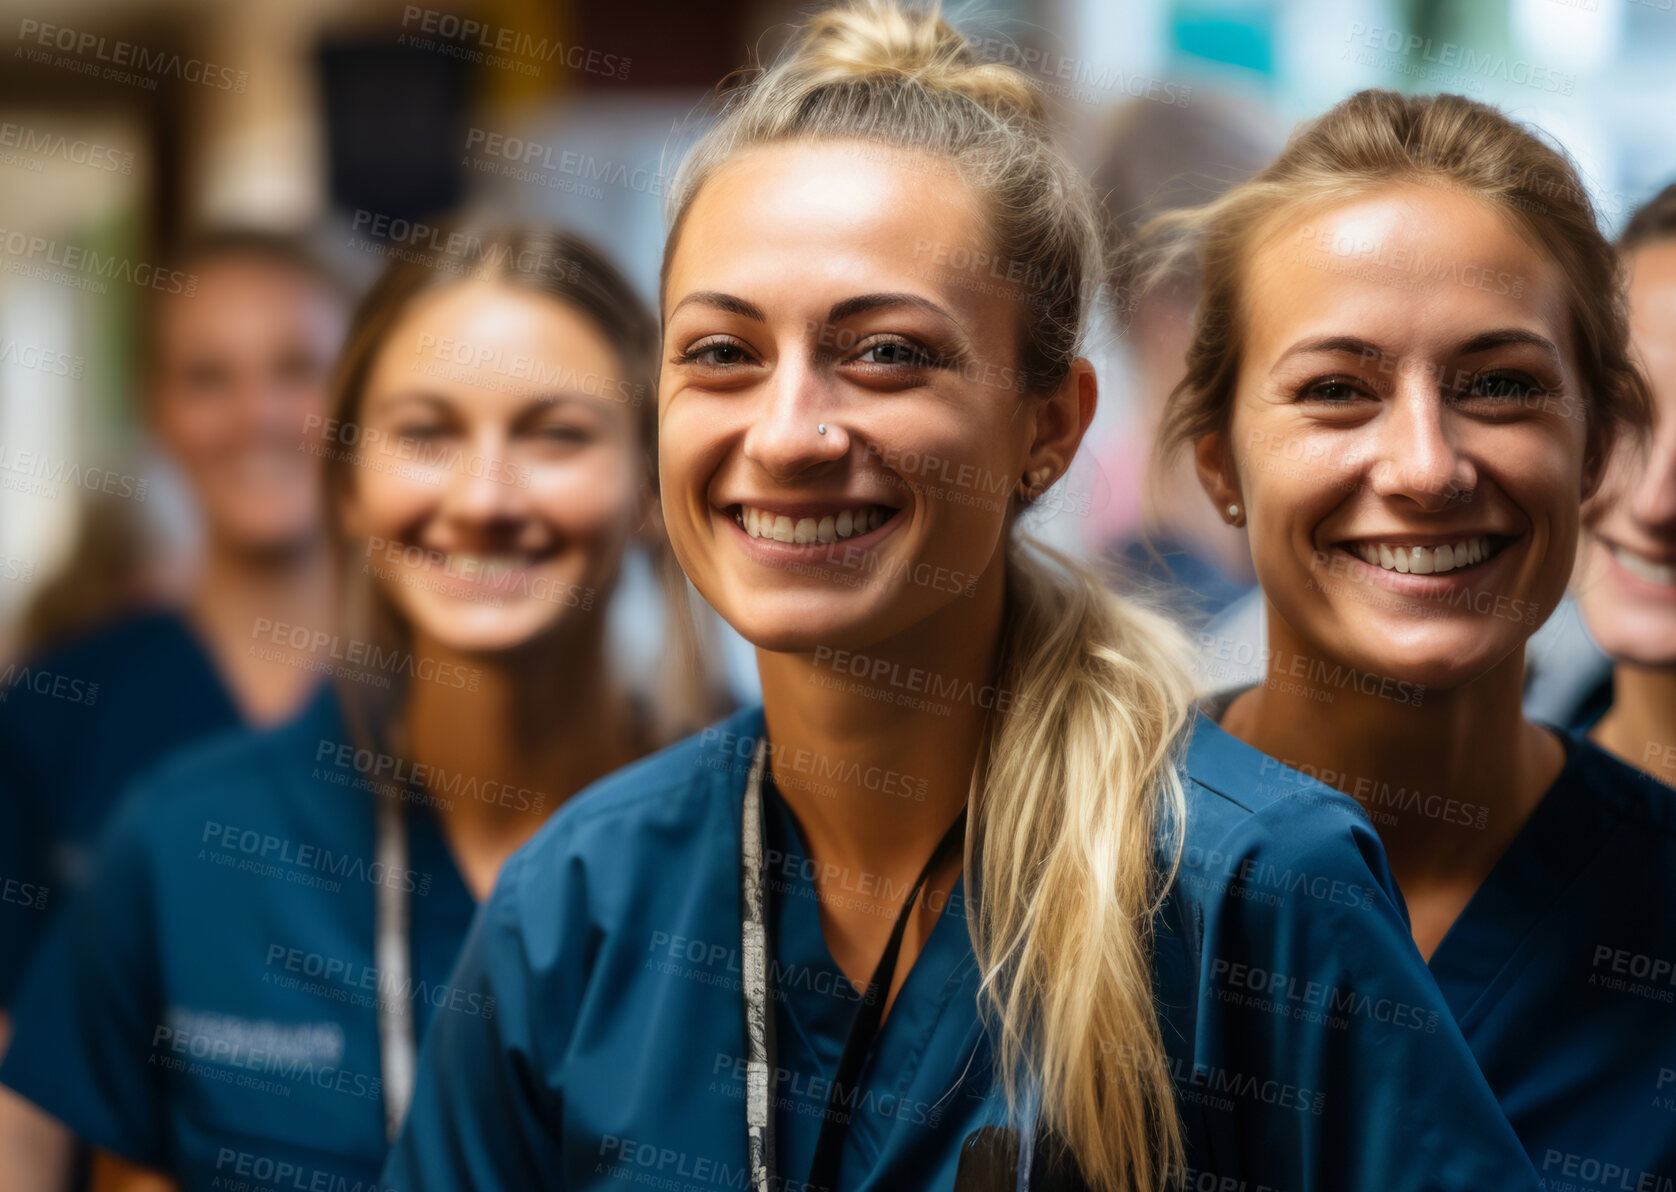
817, 423, 827, 435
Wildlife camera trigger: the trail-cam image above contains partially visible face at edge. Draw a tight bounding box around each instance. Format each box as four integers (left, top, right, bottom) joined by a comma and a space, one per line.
1576, 240, 1676, 667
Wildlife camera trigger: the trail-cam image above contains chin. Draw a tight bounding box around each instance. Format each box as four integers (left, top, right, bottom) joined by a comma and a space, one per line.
1591, 616, 1676, 668
224, 517, 321, 556
713, 576, 912, 656
421, 622, 558, 660
1356, 632, 1518, 695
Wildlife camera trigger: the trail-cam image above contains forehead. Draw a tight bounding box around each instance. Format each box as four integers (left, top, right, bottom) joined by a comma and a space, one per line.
1242, 183, 1571, 360
156, 257, 340, 346
364, 279, 629, 412
385, 279, 612, 354
667, 140, 997, 316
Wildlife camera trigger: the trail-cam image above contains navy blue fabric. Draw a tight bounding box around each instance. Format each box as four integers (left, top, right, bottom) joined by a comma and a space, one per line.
382, 707, 1545, 1191
0, 686, 477, 1190
0, 609, 243, 1003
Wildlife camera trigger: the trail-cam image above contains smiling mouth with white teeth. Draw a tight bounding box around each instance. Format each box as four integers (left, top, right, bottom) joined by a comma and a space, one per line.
1344, 534, 1511, 576
424, 551, 554, 584
732, 504, 897, 545
1610, 543, 1676, 587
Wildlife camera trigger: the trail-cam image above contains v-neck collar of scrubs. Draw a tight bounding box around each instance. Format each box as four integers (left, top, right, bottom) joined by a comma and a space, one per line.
758, 764, 977, 1172
1425, 726, 1619, 1029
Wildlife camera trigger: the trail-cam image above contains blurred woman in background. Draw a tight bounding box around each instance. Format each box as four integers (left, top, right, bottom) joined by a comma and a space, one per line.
0, 225, 722, 1192
0, 230, 348, 1190
383, 8, 1547, 1191
1156, 88, 1672, 1179
0, 231, 348, 1018
1572, 184, 1676, 782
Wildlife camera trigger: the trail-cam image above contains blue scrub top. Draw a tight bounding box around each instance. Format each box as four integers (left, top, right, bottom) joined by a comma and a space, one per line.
0, 685, 478, 1191
0, 609, 244, 1003
1427, 728, 1676, 1188
382, 707, 1543, 1192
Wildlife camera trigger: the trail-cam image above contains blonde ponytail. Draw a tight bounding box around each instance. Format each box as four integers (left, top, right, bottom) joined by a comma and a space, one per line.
977, 541, 1193, 1190
662, 4, 1194, 1187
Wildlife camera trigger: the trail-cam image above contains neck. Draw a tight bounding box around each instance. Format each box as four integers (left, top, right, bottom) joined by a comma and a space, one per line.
1222, 606, 1559, 885
187, 533, 336, 724
190, 533, 334, 641
1592, 664, 1676, 785
755, 562, 1007, 881
403, 626, 637, 845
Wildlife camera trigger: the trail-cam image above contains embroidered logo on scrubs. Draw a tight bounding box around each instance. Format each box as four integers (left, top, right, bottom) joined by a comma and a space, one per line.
160, 1007, 346, 1067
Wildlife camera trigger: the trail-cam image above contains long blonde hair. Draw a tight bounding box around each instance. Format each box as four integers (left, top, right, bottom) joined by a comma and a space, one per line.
662, 5, 1195, 1187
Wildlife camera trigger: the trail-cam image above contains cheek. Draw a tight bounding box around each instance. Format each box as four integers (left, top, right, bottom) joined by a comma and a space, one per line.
1498, 427, 1587, 543
528, 453, 641, 541
348, 470, 437, 536
161, 403, 232, 466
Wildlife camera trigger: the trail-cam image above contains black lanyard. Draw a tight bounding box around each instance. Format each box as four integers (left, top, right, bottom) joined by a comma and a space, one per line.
739, 741, 969, 1192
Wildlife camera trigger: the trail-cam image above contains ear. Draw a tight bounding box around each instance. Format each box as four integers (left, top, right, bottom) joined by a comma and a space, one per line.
1022, 358, 1097, 490
1193, 430, 1242, 518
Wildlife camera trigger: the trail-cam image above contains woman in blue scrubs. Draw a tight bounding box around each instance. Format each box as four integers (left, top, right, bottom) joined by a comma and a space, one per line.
0, 231, 350, 1021
1572, 185, 1676, 777
0, 231, 349, 1191
384, 10, 1548, 1190
1155, 90, 1673, 1181
0, 226, 720, 1192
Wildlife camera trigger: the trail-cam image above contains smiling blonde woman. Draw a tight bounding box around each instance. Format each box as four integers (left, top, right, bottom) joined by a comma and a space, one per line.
383, 10, 1554, 1192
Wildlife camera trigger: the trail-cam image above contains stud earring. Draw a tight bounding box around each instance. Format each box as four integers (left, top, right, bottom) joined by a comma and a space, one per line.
1225, 502, 1245, 526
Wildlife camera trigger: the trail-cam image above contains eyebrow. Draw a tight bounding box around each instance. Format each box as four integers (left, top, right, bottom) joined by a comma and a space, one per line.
1271, 328, 1563, 371
667, 289, 965, 331
826, 291, 961, 326
366, 390, 611, 418
668, 291, 766, 321
1454, 328, 1561, 361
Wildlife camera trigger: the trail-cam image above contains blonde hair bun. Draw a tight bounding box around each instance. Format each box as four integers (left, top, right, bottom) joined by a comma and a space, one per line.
790, 0, 1045, 123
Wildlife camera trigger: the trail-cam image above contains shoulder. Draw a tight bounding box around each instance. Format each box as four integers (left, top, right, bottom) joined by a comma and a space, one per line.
13, 607, 194, 677
1562, 728, 1676, 837
1180, 712, 1382, 856
100, 686, 344, 846
1171, 712, 1396, 917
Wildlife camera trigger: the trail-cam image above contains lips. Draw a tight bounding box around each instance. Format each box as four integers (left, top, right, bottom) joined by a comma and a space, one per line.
1608, 542, 1676, 588
419, 548, 560, 592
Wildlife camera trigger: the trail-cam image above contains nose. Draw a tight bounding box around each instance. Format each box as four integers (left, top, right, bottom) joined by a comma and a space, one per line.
740, 352, 850, 481
1367, 383, 1477, 511
1624, 411, 1676, 535
439, 433, 527, 528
